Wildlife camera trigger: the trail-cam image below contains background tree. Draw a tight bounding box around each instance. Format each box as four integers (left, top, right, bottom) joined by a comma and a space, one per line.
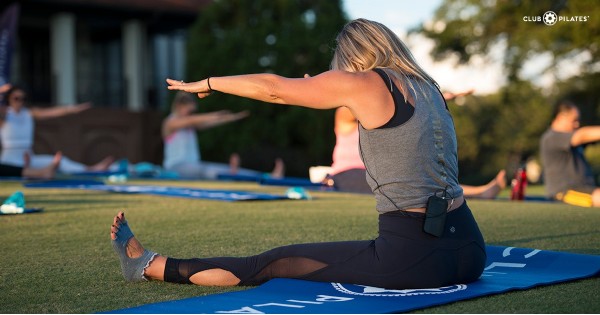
450, 81, 550, 182
185, 0, 347, 176
421, 0, 599, 81
419, 0, 600, 183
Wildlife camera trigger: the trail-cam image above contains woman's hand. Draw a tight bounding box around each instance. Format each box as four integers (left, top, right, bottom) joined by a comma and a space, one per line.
206, 109, 250, 124
166, 78, 212, 99
71, 102, 92, 114
443, 89, 474, 101
229, 110, 250, 120
0, 83, 12, 94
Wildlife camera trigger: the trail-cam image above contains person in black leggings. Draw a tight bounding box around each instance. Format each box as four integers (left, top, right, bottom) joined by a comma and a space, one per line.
110, 18, 486, 289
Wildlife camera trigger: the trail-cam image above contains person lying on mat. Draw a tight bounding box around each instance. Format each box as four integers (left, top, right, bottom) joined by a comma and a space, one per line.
110, 18, 486, 289
0, 85, 114, 173
0, 152, 61, 179
540, 100, 600, 207
162, 91, 284, 179
326, 106, 506, 197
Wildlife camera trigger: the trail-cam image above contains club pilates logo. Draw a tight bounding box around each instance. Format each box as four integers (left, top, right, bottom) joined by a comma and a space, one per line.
523, 10, 589, 26
543, 11, 558, 25
331, 283, 467, 297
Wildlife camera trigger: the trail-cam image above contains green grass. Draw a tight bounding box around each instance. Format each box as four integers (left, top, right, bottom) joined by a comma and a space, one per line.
0, 181, 599, 313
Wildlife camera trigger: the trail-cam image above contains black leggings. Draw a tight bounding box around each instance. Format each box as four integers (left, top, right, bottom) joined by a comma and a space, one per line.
165, 201, 486, 289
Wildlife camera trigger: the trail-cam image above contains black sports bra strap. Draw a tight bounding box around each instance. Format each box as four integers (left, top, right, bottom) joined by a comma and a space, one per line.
372, 68, 415, 129
373, 68, 393, 93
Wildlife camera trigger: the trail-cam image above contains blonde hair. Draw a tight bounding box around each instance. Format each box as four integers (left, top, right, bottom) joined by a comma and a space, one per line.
331, 18, 437, 101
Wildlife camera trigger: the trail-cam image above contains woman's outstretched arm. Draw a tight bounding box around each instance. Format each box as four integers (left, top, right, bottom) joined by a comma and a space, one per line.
30, 102, 92, 120
162, 110, 249, 137
166, 71, 364, 110
167, 70, 393, 129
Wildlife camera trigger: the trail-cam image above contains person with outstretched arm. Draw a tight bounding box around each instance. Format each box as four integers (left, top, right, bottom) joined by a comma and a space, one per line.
540, 100, 600, 207
163, 91, 284, 179
0, 86, 113, 172
110, 18, 486, 290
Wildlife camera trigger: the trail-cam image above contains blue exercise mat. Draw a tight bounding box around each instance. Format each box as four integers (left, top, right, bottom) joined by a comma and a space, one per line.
217, 173, 326, 188
24, 180, 290, 202
108, 245, 600, 314
66, 170, 126, 177
0, 176, 27, 181
260, 176, 325, 187
217, 173, 266, 182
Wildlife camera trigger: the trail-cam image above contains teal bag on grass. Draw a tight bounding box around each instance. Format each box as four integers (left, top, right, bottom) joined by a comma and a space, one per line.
0, 191, 43, 214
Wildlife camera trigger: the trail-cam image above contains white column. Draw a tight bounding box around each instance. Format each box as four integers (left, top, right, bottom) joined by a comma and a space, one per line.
172, 31, 186, 81
152, 31, 187, 110
122, 20, 146, 111
50, 13, 76, 105
152, 34, 169, 109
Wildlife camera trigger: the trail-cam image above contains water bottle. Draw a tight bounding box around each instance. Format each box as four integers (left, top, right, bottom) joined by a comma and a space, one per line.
510, 167, 527, 200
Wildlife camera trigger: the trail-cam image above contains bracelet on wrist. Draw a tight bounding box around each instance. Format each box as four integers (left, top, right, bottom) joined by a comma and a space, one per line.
207, 77, 213, 92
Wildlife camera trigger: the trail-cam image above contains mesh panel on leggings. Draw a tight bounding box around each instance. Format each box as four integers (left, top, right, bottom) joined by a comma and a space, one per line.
241, 257, 328, 286
165, 257, 328, 286
164, 258, 218, 284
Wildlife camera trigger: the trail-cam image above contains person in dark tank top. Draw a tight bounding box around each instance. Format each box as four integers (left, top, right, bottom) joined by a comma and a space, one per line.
324, 93, 506, 198
540, 100, 600, 207
109, 18, 486, 290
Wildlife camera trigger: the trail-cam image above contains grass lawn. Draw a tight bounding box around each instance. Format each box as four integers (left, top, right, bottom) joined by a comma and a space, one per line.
0, 180, 599, 313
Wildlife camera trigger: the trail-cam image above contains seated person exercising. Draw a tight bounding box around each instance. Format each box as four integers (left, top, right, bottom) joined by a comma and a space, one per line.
163, 91, 284, 179
540, 100, 600, 207
328, 105, 506, 197
0, 85, 114, 172
110, 18, 486, 290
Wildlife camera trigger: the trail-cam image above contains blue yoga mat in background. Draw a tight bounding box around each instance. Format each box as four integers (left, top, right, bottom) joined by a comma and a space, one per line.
217, 173, 265, 182
217, 173, 326, 188
108, 245, 600, 314
0, 176, 28, 181
25, 179, 104, 187
24, 180, 290, 202
260, 176, 325, 187
67, 170, 126, 177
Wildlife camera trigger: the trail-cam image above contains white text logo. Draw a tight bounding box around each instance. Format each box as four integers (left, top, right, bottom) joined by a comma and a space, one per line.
522, 10, 589, 26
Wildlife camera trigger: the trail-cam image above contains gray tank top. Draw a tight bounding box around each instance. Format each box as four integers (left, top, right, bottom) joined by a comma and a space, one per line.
359, 69, 463, 213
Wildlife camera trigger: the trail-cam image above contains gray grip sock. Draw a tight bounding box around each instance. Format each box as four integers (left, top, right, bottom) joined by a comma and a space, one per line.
112, 220, 157, 282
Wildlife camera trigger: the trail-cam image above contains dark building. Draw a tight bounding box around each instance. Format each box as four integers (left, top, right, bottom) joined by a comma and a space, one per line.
4, 0, 209, 109
1, 0, 209, 164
